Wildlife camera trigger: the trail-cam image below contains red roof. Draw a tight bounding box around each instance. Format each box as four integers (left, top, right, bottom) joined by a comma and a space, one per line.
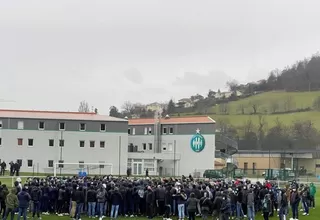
129, 116, 215, 125
0, 109, 126, 122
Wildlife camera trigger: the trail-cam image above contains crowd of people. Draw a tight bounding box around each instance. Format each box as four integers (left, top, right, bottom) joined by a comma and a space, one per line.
0, 175, 317, 220
0, 161, 21, 176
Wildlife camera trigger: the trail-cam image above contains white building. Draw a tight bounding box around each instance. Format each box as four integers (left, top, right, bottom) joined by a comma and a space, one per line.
0, 109, 128, 175
127, 116, 216, 177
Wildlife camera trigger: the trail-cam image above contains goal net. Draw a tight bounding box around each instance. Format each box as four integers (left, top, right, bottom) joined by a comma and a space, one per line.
53, 162, 113, 177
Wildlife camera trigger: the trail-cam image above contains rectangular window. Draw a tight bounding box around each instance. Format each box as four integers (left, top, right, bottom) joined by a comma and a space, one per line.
27, 160, 33, 168
58, 160, 64, 168
100, 141, 105, 148
148, 127, 152, 134
79, 161, 84, 168
100, 124, 106, 132
143, 143, 147, 150
48, 160, 54, 168
59, 139, 64, 147
90, 141, 95, 148
79, 123, 86, 131
99, 161, 105, 169
128, 128, 131, 135
149, 143, 153, 150
168, 143, 173, 151
17, 138, 23, 146
38, 121, 45, 130
79, 140, 85, 148
169, 127, 174, 134
132, 128, 135, 135
0, 138, 2, 146
144, 127, 148, 135
59, 122, 65, 130
163, 127, 167, 134
252, 162, 257, 174
17, 121, 24, 129
49, 139, 54, 147
0, 120, 2, 128
28, 139, 33, 147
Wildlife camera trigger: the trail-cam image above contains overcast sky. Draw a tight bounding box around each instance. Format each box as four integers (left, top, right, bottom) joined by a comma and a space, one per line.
1, 0, 320, 114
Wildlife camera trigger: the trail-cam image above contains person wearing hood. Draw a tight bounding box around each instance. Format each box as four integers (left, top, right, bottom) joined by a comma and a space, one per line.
220, 194, 231, 220
30, 183, 42, 219
146, 186, 155, 219
199, 192, 212, 220
186, 193, 198, 220
262, 194, 271, 220
3, 188, 18, 220
96, 185, 106, 220
279, 189, 288, 220
87, 185, 97, 218
290, 187, 300, 220
17, 187, 31, 220
110, 187, 123, 219
74, 186, 85, 220
247, 189, 255, 220
310, 182, 316, 208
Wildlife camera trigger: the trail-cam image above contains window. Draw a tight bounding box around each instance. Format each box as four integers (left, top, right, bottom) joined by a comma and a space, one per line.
132, 128, 135, 135
59, 122, 65, 130
148, 127, 152, 134
59, 139, 64, 147
49, 139, 54, 147
244, 162, 248, 174
168, 143, 173, 151
162, 143, 167, 151
143, 143, 147, 150
17, 138, 23, 146
169, 127, 174, 134
48, 160, 54, 168
17, 121, 24, 129
100, 124, 106, 132
253, 162, 257, 174
0, 120, 2, 128
58, 160, 64, 168
163, 127, 167, 134
79, 123, 86, 131
79, 161, 84, 168
99, 161, 105, 168
128, 128, 131, 135
144, 127, 148, 135
100, 141, 105, 148
79, 140, 85, 148
149, 143, 153, 150
90, 141, 95, 148
28, 139, 33, 147
27, 160, 33, 168
38, 121, 45, 130
0, 138, 2, 146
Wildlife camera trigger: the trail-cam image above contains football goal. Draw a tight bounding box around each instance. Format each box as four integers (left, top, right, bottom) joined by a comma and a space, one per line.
53, 162, 113, 177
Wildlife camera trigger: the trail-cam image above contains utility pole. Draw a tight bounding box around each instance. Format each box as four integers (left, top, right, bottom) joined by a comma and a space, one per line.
173, 140, 176, 177
118, 136, 121, 176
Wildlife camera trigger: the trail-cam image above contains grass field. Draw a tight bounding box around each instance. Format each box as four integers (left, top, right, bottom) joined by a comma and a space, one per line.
0, 177, 319, 220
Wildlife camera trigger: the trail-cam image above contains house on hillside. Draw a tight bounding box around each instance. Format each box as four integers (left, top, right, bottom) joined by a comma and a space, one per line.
214, 90, 242, 99
146, 102, 162, 111
176, 98, 194, 108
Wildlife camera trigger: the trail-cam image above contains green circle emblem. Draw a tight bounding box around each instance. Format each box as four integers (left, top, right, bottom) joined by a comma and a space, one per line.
190, 131, 205, 152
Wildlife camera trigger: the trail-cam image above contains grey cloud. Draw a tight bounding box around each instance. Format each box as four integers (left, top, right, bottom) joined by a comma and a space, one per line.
123, 68, 144, 84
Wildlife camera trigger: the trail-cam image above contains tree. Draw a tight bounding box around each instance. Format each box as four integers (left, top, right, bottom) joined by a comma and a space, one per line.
313, 96, 320, 111
78, 100, 90, 112
94, 108, 98, 114
121, 101, 134, 114
256, 115, 267, 149
249, 101, 260, 114
216, 118, 230, 133
269, 100, 279, 113
167, 99, 176, 114
283, 95, 294, 112
218, 103, 229, 114
237, 103, 245, 115
226, 80, 239, 92
109, 106, 121, 117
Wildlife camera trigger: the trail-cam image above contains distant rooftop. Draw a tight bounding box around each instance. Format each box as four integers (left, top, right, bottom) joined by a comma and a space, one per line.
0, 109, 127, 122
129, 116, 215, 125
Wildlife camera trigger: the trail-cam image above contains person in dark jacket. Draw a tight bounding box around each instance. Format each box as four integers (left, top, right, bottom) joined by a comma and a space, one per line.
110, 187, 123, 219
199, 194, 212, 220
30, 183, 42, 219
156, 185, 166, 216
87, 185, 97, 218
146, 186, 155, 219
164, 186, 172, 220
75, 186, 85, 220
186, 193, 198, 220
290, 187, 300, 220
279, 189, 288, 220
262, 194, 271, 220
17, 187, 31, 220
220, 194, 231, 220
3, 188, 18, 220
96, 185, 106, 220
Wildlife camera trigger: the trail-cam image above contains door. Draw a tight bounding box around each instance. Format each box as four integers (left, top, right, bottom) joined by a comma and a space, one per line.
133, 162, 143, 175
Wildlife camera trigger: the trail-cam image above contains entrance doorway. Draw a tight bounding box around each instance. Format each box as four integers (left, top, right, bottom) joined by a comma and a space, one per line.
133, 162, 143, 175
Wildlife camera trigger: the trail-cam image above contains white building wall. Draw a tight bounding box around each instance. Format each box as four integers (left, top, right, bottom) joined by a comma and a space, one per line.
0, 130, 128, 175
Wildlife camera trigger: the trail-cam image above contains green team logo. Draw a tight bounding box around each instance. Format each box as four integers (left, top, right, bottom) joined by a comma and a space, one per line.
190, 129, 205, 152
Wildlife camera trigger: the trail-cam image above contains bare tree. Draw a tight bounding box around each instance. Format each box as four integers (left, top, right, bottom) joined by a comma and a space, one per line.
216, 118, 230, 133
121, 101, 134, 114
256, 115, 267, 148
249, 101, 260, 114
269, 100, 279, 113
78, 100, 90, 112
226, 80, 239, 92
237, 103, 245, 115
242, 118, 255, 135
218, 103, 229, 114
283, 95, 294, 112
